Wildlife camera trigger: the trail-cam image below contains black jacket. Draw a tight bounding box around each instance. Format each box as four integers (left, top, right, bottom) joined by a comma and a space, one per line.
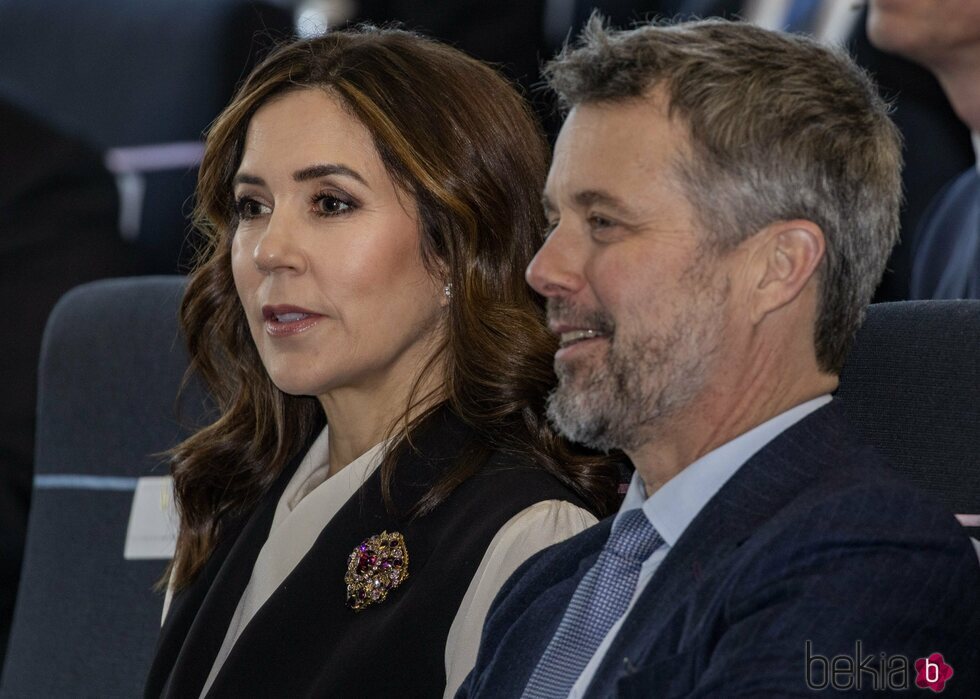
146, 407, 588, 698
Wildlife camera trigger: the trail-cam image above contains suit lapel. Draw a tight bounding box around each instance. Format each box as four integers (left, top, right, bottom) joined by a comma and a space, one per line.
471, 520, 611, 698
584, 403, 853, 696
202, 452, 403, 695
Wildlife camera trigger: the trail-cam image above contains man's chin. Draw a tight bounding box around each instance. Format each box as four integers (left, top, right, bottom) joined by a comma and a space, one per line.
547, 388, 619, 452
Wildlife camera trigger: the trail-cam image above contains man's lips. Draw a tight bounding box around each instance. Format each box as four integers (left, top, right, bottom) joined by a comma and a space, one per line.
550, 323, 612, 350
558, 328, 607, 348
261, 304, 324, 337
547, 297, 616, 354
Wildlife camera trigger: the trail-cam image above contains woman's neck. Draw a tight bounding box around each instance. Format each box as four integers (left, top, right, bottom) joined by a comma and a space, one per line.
318, 363, 447, 476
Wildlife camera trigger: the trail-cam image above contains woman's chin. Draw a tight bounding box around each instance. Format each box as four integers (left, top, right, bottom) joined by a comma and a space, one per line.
267, 377, 322, 399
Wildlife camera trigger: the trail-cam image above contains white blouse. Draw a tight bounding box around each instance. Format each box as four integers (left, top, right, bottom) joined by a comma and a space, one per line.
161, 426, 597, 698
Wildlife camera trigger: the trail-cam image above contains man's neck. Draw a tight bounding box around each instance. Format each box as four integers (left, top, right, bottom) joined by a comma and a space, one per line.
933, 58, 980, 135
627, 373, 837, 497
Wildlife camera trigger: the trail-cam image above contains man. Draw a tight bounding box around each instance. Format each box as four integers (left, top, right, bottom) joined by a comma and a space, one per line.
867, 0, 980, 299
459, 19, 979, 697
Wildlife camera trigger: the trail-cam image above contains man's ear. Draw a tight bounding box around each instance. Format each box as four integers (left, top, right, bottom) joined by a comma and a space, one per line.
748, 219, 825, 324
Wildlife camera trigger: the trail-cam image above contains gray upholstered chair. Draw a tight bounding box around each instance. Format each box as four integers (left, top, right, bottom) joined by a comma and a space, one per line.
838, 300, 980, 546
1, 276, 209, 697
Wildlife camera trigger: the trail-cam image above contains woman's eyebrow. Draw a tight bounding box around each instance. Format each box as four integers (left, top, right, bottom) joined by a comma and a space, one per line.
293, 163, 367, 185
232, 164, 368, 188
232, 172, 264, 187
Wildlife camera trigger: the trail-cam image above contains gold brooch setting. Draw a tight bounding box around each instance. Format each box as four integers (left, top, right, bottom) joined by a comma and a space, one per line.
345, 530, 409, 611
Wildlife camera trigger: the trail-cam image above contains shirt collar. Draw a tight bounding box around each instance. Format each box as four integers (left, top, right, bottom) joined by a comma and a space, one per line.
281, 426, 387, 512
618, 395, 832, 546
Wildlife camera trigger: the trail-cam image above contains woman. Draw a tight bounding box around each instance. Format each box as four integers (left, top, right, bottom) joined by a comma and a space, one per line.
145, 27, 619, 698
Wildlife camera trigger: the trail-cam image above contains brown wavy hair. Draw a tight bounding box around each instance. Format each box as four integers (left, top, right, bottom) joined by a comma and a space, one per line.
168, 27, 620, 590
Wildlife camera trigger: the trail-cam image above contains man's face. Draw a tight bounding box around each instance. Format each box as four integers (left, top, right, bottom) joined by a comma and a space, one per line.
527, 95, 734, 453
867, 0, 980, 69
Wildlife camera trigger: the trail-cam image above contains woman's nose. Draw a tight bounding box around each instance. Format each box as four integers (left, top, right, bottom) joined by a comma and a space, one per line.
252, 209, 307, 275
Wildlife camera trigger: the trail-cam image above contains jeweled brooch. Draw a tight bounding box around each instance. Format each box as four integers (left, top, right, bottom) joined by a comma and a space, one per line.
345, 530, 409, 611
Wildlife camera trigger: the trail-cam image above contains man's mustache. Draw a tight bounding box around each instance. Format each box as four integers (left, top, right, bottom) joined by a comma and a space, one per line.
546, 298, 616, 336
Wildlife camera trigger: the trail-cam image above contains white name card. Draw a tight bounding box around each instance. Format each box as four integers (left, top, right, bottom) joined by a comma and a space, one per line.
124, 476, 179, 560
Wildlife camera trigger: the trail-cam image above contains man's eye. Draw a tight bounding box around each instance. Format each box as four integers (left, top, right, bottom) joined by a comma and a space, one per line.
588, 214, 614, 229
313, 193, 355, 217
235, 196, 270, 220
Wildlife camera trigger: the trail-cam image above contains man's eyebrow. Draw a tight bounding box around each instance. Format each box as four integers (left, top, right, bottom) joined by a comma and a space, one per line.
542, 190, 633, 216
572, 189, 632, 215
294, 163, 367, 185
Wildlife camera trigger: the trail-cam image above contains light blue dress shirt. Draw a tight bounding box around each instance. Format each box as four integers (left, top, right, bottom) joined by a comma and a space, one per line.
567, 395, 832, 697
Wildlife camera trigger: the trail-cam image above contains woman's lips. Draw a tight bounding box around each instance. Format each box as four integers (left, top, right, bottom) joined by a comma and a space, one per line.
262, 305, 324, 337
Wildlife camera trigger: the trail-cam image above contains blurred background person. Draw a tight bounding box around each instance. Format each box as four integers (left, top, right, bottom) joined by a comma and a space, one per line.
145, 27, 619, 698
0, 98, 136, 678
868, 0, 980, 299
0, 1, 294, 274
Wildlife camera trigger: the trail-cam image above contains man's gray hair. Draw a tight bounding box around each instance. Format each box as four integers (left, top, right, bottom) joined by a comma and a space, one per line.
545, 17, 903, 373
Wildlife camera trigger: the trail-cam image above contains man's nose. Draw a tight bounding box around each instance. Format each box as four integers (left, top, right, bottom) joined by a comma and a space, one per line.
526, 223, 586, 298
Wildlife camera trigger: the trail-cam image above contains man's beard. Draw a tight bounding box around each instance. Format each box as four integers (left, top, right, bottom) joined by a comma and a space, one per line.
545, 273, 728, 453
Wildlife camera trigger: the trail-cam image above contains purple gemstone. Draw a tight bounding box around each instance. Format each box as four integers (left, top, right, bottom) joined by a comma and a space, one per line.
356, 552, 372, 574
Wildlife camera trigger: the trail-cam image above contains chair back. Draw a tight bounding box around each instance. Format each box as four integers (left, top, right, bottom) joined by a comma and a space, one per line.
0, 276, 210, 697
838, 300, 980, 542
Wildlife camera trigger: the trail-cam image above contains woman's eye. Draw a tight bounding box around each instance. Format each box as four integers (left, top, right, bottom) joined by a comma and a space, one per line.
544, 220, 559, 239
234, 196, 270, 220
313, 193, 355, 217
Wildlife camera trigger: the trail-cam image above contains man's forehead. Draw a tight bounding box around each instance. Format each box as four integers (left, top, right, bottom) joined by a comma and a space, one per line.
546, 98, 688, 204
562, 86, 674, 129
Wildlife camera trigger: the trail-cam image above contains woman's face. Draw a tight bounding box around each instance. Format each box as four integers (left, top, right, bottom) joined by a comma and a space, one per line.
231, 88, 446, 411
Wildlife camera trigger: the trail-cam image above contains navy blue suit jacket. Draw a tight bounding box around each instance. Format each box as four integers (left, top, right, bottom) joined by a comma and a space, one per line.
910, 168, 980, 300
459, 403, 980, 697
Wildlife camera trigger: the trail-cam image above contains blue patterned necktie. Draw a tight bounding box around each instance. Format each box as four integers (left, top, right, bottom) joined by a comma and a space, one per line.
523, 509, 665, 698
